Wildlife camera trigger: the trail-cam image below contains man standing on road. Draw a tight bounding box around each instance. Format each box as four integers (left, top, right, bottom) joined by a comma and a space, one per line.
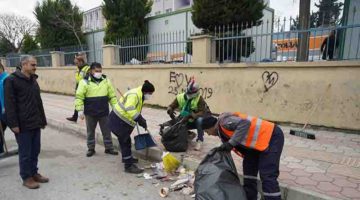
66, 52, 90, 122
109, 80, 155, 174
75, 62, 118, 157
4, 55, 49, 189
201, 113, 284, 200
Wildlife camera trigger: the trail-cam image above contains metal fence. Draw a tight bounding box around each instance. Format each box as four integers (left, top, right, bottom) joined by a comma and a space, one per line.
212, 15, 360, 63
4, 44, 103, 67
115, 30, 198, 65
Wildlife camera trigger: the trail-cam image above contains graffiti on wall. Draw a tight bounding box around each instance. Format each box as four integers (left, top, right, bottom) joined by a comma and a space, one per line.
168, 71, 214, 99
262, 71, 279, 92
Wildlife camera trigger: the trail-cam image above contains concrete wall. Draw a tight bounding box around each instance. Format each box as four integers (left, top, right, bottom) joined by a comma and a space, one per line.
35, 61, 360, 131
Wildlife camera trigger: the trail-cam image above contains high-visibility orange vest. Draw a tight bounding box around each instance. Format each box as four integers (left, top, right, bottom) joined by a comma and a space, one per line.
220, 112, 275, 151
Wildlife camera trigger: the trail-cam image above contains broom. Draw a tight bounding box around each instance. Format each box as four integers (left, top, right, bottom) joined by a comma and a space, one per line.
289, 84, 331, 140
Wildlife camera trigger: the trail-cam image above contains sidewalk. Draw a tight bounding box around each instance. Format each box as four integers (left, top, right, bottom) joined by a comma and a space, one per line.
42, 93, 360, 200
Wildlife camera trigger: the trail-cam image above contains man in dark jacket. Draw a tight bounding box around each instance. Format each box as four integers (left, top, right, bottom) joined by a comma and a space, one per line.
5, 55, 48, 189
321, 30, 338, 60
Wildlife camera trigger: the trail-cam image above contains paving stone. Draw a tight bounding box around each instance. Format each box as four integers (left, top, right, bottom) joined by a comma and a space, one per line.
279, 165, 292, 172
341, 188, 360, 198
304, 166, 326, 173
326, 191, 351, 200
333, 178, 358, 188
279, 171, 297, 180
294, 177, 318, 186
294, 143, 310, 148
310, 173, 334, 182
283, 156, 301, 163
316, 182, 342, 192
325, 148, 344, 154
280, 160, 289, 165
290, 169, 312, 177
310, 145, 327, 151
301, 159, 320, 167
280, 179, 297, 186
287, 163, 306, 169
348, 177, 360, 184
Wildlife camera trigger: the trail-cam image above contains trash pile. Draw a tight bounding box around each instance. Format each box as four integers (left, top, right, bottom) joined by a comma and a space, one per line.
136, 152, 196, 198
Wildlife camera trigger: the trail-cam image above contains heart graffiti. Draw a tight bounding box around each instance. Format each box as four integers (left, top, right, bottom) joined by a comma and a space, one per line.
262, 71, 279, 92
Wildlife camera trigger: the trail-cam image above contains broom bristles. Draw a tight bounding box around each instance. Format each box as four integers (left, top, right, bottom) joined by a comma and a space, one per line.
162, 152, 180, 173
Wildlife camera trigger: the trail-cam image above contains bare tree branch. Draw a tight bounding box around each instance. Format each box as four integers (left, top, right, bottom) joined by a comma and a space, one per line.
49, 5, 83, 51
0, 14, 37, 53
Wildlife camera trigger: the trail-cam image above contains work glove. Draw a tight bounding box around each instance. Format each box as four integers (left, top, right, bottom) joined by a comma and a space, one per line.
217, 142, 233, 152
78, 111, 85, 120
137, 115, 147, 130
167, 108, 176, 119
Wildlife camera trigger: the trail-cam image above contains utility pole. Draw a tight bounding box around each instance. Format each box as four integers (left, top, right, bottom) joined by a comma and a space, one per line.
296, 0, 311, 61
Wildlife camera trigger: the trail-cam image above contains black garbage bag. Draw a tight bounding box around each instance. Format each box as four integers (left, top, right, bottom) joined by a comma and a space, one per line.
160, 120, 188, 152
194, 148, 247, 200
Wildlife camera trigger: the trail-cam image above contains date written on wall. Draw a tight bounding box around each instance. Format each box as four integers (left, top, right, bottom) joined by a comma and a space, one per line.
168, 71, 214, 99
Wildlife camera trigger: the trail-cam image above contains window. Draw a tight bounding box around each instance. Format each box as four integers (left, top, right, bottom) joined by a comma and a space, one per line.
95, 11, 98, 20
166, 8, 172, 13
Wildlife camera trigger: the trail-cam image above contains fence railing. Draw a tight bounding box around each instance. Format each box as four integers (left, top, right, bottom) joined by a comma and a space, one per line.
212, 23, 360, 63
114, 30, 199, 65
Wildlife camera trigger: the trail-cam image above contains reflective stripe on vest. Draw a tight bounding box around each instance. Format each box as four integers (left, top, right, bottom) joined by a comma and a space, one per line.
220, 112, 275, 151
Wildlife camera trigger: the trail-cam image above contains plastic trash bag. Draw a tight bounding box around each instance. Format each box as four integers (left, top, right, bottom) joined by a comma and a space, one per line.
194, 148, 247, 200
160, 120, 188, 152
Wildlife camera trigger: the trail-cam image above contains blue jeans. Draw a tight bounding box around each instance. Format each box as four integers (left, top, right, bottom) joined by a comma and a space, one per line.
187, 117, 204, 142
14, 129, 41, 180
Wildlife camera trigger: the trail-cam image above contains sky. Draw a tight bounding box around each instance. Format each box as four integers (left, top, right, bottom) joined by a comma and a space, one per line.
0, 0, 345, 22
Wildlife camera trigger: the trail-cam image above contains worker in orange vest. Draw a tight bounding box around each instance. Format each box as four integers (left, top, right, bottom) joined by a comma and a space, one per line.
201, 112, 284, 200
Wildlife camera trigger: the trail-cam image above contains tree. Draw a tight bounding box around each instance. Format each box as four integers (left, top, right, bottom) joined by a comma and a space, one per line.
102, 0, 152, 44
0, 37, 13, 56
314, 0, 344, 26
0, 14, 37, 53
192, 0, 266, 33
191, 0, 266, 61
35, 0, 85, 49
290, 12, 317, 30
22, 34, 38, 54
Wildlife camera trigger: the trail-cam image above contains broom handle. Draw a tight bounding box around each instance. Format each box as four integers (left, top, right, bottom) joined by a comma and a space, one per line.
302, 84, 331, 130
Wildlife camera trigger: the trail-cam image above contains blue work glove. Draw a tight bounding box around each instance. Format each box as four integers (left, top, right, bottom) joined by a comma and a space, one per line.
217, 142, 233, 152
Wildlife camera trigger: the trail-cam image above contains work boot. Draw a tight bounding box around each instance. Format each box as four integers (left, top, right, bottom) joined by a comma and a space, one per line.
105, 149, 118, 155
122, 157, 139, 164
23, 177, 40, 189
86, 149, 96, 157
33, 173, 49, 183
66, 116, 77, 123
125, 164, 144, 174
188, 131, 196, 141
194, 141, 203, 151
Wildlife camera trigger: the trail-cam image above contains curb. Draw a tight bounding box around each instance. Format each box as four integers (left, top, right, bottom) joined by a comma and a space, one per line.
47, 117, 337, 200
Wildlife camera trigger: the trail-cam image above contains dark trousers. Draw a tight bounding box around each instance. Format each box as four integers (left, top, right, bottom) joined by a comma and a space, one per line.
0, 119, 7, 153
186, 117, 204, 142
72, 84, 79, 120
322, 50, 334, 60
85, 115, 114, 150
108, 112, 134, 168
241, 125, 284, 200
14, 129, 41, 180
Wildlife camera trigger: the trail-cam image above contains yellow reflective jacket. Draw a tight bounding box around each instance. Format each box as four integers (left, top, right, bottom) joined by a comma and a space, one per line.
75, 75, 117, 117
113, 86, 143, 127
75, 65, 90, 84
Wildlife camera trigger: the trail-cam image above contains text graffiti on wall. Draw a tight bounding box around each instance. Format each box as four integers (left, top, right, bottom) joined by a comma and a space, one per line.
168, 71, 214, 99
262, 71, 279, 92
